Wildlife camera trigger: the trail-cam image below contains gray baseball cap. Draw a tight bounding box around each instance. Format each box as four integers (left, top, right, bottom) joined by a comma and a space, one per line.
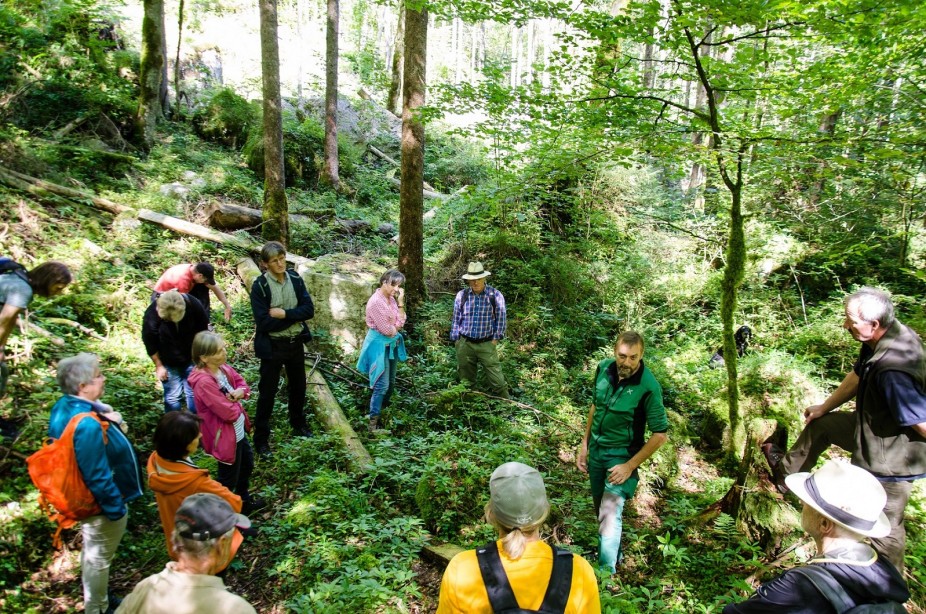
175, 493, 251, 541
489, 462, 549, 529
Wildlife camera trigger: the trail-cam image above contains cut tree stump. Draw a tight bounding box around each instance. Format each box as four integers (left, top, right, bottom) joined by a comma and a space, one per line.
236, 257, 372, 472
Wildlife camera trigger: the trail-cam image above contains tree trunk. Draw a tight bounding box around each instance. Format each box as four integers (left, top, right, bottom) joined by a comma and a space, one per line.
137, 0, 166, 148
399, 4, 427, 316
386, 0, 405, 116
160, 18, 170, 117
321, 0, 340, 188
174, 0, 185, 108
259, 0, 289, 246
721, 174, 746, 456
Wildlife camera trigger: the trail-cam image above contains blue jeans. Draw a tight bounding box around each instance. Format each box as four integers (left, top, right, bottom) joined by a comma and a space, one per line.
369, 350, 397, 418
163, 363, 195, 413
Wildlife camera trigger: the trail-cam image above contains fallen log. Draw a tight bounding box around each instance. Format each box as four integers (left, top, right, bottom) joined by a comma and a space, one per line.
0, 165, 131, 215
25, 321, 65, 346
207, 202, 363, 235
138, 208, 258, 252
387, 176, 444, 200
207, 202, 315, 231
236, 257, 372, 472
42, 317, 106, 340
367, 145, 438, 193
421, 542, 466, 567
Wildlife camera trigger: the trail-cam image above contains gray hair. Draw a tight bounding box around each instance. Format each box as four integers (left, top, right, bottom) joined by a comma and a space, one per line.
57, 353, 100, 395
260, 241, 286, 263
378, 269, 405, 287
156, 289, 186, 323
845, 287, 895, 329
170, 524, 234, 558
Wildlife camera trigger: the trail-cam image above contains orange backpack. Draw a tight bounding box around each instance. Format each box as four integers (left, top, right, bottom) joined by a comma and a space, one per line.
27, 412, 109, 548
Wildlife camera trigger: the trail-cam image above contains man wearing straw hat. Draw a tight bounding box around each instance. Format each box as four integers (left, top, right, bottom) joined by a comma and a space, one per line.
723, 460, 908, 613
450, 262, 509, 398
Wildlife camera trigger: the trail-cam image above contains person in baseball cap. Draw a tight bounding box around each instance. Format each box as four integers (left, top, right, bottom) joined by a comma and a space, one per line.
436, 462, 600, 614
116, 494, 255, 613
723, 460, 909, 613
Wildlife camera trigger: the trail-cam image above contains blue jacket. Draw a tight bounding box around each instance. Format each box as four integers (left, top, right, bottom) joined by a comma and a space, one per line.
250, 270, 315, 360
357, 329, 407, 388
48, 396, 143, 520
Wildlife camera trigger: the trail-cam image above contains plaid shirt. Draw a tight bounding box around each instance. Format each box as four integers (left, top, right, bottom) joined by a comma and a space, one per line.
450, 285, 506, 341
366, 291, 406, 337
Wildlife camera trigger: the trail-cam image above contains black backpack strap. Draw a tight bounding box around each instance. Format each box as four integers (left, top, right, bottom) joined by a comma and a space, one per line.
790, 565, 853, 614
476, 541, 520, 612
537, 545, 574, 614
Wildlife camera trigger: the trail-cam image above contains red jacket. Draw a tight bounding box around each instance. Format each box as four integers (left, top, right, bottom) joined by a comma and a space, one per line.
188, 365, 251, 464
146, 452, 243, 567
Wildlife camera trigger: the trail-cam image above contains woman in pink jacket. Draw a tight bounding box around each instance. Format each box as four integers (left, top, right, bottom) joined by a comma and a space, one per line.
188, 331, 263, 514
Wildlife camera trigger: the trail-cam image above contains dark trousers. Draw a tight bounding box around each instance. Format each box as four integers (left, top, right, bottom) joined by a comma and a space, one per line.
216, 437, 254, 501
254, 338, 306, 447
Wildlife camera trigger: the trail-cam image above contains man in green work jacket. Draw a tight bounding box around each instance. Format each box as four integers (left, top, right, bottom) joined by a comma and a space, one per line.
577, 331, 669, 573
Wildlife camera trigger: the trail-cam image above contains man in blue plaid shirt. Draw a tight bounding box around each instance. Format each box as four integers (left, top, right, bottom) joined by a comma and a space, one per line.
450, 262, 509, 398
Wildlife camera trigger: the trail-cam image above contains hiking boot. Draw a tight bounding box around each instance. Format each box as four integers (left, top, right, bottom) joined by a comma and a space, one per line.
368, 416, 388, 434
242, 497, 267, 515
761, 443, 790, 494
256, 444, 273, 460
292, 426, 313, 438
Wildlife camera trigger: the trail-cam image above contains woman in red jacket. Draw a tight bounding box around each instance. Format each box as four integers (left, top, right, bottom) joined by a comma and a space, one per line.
147, 411, 246, 569
188, 331, 263, 514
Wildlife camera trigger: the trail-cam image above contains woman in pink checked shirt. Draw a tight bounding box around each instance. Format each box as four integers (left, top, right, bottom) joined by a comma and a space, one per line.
356, 269, 408, 433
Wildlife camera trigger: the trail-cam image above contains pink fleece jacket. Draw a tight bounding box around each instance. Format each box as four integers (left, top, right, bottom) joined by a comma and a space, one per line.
188, 365, 251, 464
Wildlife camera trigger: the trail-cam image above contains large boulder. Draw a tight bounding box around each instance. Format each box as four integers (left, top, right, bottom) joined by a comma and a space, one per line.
296, 254, 381, 353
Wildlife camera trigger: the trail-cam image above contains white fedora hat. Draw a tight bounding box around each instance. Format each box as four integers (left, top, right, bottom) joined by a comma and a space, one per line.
785, 460, 891, 538
461, 261, 491, 280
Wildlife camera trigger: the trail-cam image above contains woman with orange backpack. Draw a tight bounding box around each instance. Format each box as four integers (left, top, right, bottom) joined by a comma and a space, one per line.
47, 353, 143, 614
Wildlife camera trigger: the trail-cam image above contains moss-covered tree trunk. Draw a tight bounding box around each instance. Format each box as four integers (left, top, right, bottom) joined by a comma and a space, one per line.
321, 0, 340, 189
136, 0, 166, 149
259, 0, 289, 245
683, 26, 747, 459
398, 3, 427, 316
386, 0, 405, 115
720, 174, 746, 455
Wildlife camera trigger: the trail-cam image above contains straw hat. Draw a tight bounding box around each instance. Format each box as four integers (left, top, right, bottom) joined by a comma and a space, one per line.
461, 262, 491, 280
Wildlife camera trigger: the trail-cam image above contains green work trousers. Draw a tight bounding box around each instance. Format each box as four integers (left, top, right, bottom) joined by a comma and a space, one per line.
455, 338, 508, 398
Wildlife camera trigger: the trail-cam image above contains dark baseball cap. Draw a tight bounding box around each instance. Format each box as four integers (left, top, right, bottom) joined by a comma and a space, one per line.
175, 493, 251, 541
194, 262, 216, 285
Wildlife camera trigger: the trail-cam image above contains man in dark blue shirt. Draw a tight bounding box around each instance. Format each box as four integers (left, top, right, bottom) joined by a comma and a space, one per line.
724, 460, 908, 613
449, 262, 508, 398
763, 287, 926, 570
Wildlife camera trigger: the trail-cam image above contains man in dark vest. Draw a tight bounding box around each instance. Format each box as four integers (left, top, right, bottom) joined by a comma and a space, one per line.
764, 287, 926, 570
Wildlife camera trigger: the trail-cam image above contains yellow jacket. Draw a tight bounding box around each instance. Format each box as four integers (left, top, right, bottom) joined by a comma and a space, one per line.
437, 540, 601, 614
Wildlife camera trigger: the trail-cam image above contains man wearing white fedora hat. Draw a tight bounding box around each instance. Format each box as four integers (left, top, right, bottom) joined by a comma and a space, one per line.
724, 460, 908, 613
763, 286, 926, 570
450, 262, 509, 398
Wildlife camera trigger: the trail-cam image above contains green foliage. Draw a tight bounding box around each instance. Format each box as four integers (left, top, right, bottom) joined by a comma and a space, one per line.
415, 433, 525, 537
243, 113, 363, 188
192, 87, 257, 149
1, 0, 138, 132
